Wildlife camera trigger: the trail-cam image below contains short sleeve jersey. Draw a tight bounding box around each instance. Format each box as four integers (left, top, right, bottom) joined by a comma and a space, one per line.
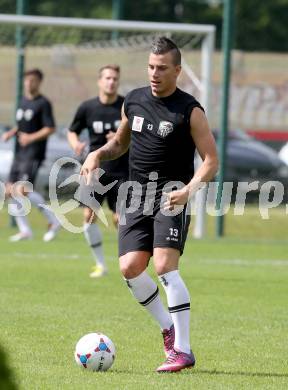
124, 86, 204, 190
15, 95, 55, 161
69, 95, 128, 178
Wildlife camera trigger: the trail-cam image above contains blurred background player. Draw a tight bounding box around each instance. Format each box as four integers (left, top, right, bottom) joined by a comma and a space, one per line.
1, 68, 61, 242
67, 65, 128, 278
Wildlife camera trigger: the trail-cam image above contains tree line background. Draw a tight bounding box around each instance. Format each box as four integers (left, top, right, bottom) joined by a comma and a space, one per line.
0, 0, 287, 52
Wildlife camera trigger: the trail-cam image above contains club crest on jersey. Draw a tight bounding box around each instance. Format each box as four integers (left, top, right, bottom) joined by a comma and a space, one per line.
93, 121, 103, 134
132, 116, 144, 132
157, 121, 173, 137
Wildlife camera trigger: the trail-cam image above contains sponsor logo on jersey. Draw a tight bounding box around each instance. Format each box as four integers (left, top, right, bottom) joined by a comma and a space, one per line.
132, 116, 144, 132
93, 121, 104, 134
157, 121, 173, 137
16, 109, 23, 121
16, 109, 34, 121
104, 123, 112, 130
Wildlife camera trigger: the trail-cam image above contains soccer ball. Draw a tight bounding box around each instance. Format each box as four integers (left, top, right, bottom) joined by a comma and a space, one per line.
74, 333, 116, 371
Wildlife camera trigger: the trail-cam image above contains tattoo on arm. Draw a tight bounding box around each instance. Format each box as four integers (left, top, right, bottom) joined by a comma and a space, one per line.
99, 119, 130, 161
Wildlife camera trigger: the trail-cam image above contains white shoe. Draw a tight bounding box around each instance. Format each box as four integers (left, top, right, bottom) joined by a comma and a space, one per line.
89, 265, 107, 278
9, 232, 33, 242
43, 222, 61, 242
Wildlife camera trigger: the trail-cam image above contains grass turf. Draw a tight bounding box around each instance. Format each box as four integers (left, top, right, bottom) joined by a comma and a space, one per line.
0, 206, 287, 389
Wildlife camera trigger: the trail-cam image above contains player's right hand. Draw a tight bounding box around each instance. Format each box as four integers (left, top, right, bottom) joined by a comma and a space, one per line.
74, 141, 87, 156
1, 132, 10, 142
80, 151, 100, 185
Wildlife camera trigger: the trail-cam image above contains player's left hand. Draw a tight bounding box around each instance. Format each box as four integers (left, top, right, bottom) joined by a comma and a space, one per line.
18, 132, 34, 146
163, 186, 190, 211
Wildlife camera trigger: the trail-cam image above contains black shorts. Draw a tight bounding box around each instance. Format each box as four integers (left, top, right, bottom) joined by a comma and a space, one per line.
118, 205, 191, 257
93, 175, 127, 213
8, 157, 42, 185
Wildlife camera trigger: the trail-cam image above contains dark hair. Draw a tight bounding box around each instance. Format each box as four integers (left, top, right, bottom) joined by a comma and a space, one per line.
151, 37, 181, 65
24, 68, 44, 81
99, 64, 120, 77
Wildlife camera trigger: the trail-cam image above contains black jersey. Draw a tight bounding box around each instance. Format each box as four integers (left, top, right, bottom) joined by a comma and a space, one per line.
69, 95, 128, 178
124, 86, 204, 190
15, 95, 55, 161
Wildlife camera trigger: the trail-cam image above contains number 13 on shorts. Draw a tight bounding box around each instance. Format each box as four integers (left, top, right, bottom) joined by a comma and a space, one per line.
169, 228, 179, 237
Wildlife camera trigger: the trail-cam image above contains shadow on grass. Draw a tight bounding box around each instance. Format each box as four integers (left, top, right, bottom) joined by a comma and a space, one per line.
111, 368, 288, 378
194, 369, 288, 378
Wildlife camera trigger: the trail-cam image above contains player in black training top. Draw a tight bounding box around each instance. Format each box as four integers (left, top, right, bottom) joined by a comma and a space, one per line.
67, 64, 128, 278
81, 38, 218, 371
2, 68, 61, 242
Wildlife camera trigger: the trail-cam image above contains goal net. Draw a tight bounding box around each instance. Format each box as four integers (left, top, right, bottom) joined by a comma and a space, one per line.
0, 15, 215, 237
0, 15, 215, 128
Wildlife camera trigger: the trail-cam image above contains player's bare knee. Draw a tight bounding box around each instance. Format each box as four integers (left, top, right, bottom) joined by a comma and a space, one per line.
119, 259, 138, 279
154, 260, 174, 275
84, 207, 96, 223
12, 183, 26, 197
153, 248, 179, 275
119, 253, 148, 279
5, 183, 12, 198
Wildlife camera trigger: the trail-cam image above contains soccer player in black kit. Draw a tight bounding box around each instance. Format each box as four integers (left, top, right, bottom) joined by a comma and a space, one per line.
81, 38, 218, 371
67, 65, 128, 278
2, 68, 60, 242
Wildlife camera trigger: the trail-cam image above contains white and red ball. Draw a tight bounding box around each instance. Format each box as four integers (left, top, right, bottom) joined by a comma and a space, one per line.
74, 333, 115, 371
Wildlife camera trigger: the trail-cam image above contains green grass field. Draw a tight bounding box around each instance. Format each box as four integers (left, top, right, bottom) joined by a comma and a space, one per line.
0, 206, 288, 389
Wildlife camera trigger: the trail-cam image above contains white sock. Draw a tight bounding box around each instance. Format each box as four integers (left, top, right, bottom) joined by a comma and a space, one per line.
10, 199, 32, 236
159, 270, 191, 354
83, 223, 106, 268
28, 192, 58, 225
126, 271, 173, 330
10, 198, 32, 235
15, 215, 32, 236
